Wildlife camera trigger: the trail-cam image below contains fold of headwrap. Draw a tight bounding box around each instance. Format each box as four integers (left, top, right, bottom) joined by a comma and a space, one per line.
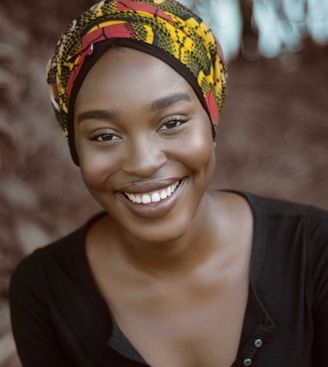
47, 0, 227, 164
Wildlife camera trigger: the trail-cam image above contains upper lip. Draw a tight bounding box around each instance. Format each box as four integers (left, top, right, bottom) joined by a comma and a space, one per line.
118, 178, 182, 194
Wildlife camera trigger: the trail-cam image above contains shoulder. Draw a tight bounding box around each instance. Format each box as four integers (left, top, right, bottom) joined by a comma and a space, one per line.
12, 224, 84, 283
231, 191, 328, 268
241, 191, 328, 230
243, 190, 328, 282
243, 191, 313, 216
10, 212, 105, 295
217, 190, 328, 247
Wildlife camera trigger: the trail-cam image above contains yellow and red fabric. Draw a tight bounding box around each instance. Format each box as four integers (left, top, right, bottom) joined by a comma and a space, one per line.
46, 0, 227, 162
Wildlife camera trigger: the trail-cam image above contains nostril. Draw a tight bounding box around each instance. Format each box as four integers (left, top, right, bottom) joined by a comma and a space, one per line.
122, 148, 167, 177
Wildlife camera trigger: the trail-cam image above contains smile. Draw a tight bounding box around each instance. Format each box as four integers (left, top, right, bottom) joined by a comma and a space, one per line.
125, 181, 180, 205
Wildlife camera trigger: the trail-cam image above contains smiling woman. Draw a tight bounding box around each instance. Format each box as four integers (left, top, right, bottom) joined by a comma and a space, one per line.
74, 47, 215, 243
9, 1, 328, 367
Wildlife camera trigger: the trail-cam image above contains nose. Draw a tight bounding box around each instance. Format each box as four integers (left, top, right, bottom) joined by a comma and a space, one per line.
121, 136, 167, 178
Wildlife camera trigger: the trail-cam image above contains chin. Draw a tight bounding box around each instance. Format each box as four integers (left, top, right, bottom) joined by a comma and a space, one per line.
116, 212, 192, 246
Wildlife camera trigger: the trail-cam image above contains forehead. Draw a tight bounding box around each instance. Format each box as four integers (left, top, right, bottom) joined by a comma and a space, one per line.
74, 47, 197, 109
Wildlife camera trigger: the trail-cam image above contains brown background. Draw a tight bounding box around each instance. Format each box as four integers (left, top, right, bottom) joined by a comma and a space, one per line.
0, 1, 328, 365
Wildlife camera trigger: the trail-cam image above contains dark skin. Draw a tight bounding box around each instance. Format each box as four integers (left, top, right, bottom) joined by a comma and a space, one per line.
74, 47, 254, 367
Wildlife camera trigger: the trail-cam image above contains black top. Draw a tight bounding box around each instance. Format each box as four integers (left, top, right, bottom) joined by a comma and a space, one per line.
9, 192, 328, 367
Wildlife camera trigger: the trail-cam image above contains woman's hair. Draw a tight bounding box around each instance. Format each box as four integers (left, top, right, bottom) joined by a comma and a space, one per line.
46, 0, 227, 164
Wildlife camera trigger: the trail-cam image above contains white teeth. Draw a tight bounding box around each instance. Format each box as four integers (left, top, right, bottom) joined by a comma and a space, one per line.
142, 194, 151, 204
151, 193, 161, 202
125, 181, 180, 204
160, 190, 167, 200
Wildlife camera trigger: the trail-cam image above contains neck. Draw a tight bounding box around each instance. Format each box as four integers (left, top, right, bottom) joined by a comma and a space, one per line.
113, 191, 223, 279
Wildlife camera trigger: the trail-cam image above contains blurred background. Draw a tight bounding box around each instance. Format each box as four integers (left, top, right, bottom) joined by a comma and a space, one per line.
0, 0, 327, 365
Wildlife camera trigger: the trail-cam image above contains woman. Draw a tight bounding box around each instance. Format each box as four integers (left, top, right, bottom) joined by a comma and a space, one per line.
9, 1, 328, 366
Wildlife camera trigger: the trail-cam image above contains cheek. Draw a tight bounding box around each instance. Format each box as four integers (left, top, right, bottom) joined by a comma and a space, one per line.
79, 160, 106, 195
174, 125, 215, 175
77, 145, 120, 194
75, 127, 119, 187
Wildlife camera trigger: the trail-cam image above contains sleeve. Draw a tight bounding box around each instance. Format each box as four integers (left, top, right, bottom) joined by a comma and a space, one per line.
308, 207, 328, 367
9, 252, 76, 367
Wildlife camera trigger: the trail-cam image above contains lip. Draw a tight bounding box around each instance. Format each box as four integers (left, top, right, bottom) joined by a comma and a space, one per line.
116, 178, 186, 220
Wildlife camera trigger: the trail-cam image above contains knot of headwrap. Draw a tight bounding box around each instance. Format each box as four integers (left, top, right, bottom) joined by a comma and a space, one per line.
46, 0, 227, 164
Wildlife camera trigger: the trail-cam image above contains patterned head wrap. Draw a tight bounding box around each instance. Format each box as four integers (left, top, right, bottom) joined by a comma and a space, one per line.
47, 0, 227, 164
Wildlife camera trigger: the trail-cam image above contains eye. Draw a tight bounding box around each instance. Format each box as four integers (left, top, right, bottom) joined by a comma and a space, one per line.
158, 117, 186, 131
90, 130, 121, 142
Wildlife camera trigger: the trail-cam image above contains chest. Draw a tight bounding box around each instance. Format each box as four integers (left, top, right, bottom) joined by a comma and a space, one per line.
106, 273, 249, 367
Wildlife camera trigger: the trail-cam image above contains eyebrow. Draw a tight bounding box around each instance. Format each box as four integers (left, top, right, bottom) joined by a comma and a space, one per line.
77, 109, 119, 124
148, 92, 192, 111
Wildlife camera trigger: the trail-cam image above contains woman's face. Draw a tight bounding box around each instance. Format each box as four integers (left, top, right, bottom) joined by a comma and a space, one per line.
74, 47, 216, 243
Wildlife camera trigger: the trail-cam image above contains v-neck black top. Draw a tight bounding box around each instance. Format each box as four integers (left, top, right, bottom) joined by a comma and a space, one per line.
9, 192, 328, 366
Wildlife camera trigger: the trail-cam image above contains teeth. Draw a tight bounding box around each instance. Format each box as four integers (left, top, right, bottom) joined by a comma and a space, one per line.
151, 193, 161, 202
160, 190, 167, 200
142, 194, 151, 204
125, 181, 180, 204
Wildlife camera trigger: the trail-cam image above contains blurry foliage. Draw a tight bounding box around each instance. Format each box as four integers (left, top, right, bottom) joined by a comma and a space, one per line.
0, 0, 100, 301
0, 0, 95, 43
180, 0, 328, 60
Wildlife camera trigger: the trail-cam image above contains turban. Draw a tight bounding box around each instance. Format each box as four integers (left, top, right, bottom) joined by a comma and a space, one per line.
46, 0, 227, 164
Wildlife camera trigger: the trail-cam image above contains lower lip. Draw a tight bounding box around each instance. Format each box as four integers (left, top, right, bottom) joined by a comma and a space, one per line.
117, 179, 186, 220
